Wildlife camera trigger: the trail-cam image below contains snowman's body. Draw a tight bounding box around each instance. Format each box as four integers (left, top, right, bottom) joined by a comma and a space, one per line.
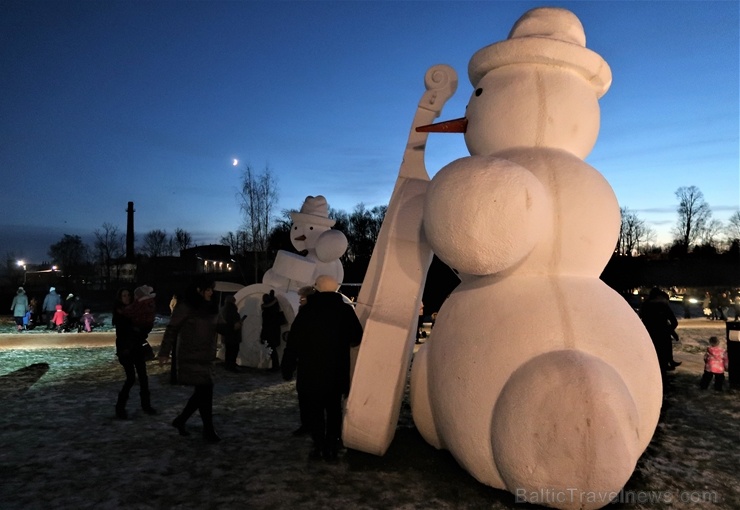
411, 152, 661, 501
404, 8, 662, 508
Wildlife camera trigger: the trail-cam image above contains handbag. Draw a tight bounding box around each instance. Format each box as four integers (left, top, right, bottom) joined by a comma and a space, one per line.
140, 340, 155, 361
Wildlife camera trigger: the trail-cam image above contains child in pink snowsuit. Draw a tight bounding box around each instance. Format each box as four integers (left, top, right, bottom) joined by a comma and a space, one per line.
700, 336, 729, 391
81, 308, 96, 332
52, 304, 67, 333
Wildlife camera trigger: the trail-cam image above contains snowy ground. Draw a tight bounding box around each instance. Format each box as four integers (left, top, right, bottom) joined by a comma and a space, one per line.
0, 318, 738, 509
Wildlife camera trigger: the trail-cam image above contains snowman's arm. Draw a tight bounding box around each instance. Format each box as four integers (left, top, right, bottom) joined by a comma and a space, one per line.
343, 65, 458, 456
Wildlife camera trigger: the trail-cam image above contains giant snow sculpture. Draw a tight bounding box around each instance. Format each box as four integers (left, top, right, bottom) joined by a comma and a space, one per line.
232, 195, 348, 368
344, 7, 662, 510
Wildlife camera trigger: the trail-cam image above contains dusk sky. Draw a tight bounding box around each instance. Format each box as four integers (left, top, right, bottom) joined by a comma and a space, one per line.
2, 0, 738, 264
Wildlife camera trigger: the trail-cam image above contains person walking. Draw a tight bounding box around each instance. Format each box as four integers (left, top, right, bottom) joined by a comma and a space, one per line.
113, 287, 157, 419
282, 275, 363, 460
10, 287, 29, 332
158, 277, 221, 443
42, 287, 62, 329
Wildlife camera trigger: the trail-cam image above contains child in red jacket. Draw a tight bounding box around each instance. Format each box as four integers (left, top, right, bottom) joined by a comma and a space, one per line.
52, 304, 67, 333
700, 336, 729, 391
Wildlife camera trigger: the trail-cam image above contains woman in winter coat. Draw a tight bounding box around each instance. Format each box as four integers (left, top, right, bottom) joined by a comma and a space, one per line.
158, 277, 220, 443
113, 287, 156, 419
10, 287, 29, 332
260, 290, 284, 371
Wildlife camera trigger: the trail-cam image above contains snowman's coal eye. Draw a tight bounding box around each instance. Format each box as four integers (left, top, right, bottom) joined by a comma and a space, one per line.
309, 227, 314, 230
293, 226, 298, 230
475, 88, 483, 97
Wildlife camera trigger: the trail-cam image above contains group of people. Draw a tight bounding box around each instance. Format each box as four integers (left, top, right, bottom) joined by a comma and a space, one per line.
9, 286, 97, 333
702, 290, 740, 322
639, 287, 731, 392
112, 274, 363, 458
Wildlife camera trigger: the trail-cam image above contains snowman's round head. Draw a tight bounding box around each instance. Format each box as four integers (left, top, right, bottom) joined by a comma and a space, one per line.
464, 7, 612, 159
290, 219, 332, 252
289, 195, 336, 252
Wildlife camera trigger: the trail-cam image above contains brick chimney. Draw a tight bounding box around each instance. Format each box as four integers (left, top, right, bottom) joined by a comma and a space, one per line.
126, 201, 135, 261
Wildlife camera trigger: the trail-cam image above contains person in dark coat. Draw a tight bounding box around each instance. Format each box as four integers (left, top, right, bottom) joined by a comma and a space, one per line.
220, 295, 243, 372
68, 295, 85, 332
158, 277, 220, 443
260, 290, 284, 371
42, 287, 62, 329
282, 275, 363, 460
639, 287, 680, 380
113, 287, 157, 419
290, 285, 316, 436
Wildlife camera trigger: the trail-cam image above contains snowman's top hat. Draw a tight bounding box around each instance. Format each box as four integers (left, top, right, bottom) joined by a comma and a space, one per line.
290, 195, 336, 227
468, 7, 612, 97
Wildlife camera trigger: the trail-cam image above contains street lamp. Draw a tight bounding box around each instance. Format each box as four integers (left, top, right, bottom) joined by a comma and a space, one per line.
16, 260, 27, 285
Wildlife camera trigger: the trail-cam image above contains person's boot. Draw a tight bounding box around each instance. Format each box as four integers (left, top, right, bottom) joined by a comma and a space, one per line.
140, 391, 157, 415
115, 393, 128, 420
202, 424, 221, 443
172, 416, 190, 436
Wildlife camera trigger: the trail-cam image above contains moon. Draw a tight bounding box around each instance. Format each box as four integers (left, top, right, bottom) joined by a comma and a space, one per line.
232, 158, 239, 166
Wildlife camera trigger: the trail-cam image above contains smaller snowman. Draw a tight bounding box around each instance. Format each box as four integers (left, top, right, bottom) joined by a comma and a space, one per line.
228, 195, 348, 369
263, 195, 348, 310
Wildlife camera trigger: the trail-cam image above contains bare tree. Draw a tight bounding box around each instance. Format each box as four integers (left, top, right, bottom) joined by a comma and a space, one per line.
725, 211, 740, 242
671, 185, 712, 253
220, 230, 250, 257
93, 223, 125, 287
172, 228, 193, 253
617, 207, 655, 256
237, 164, 278, 251
698, 218, 724, 247
343, 203, 386, 263
237, 164, 279, 281
48, 234, 89, 276
140, 229, 170, 257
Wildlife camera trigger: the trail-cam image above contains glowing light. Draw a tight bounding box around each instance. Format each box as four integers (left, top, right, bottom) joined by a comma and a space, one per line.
232, 159, 238, 166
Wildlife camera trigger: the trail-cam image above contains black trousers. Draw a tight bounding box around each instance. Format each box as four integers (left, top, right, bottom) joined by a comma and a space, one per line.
178, 383, 215, 430
117, 356, 150, 408
304, 390, 342, 449
224, 341, 240, 368
700, 371, 725, 390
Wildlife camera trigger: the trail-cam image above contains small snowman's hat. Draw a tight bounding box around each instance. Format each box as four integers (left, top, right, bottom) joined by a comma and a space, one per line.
290, 195, 336, 228
468, 7, 612, 97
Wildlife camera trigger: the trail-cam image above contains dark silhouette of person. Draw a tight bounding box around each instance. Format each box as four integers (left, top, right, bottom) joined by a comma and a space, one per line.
42, 287, 62, 329
220, 295, 243, 372
260, 290, 284, 372
282, 275, 363, 460
639, 287, 680, 380
290, 285, 315, 436
158, 277, 221, 443
113, 287, 156, 419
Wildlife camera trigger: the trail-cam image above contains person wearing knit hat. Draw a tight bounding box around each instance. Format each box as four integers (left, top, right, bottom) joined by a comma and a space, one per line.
42, 287, 62, 330
10, 286, 29, 332
281, 275, 362, 461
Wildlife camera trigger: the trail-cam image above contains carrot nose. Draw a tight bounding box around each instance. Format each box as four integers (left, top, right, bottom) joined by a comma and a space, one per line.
416, 117, 468, 133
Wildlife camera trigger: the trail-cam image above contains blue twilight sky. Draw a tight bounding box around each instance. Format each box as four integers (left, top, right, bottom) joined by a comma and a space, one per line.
1, 0, 738, 264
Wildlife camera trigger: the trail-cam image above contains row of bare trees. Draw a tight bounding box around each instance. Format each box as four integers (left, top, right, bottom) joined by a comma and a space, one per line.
617, 185, 740, 257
